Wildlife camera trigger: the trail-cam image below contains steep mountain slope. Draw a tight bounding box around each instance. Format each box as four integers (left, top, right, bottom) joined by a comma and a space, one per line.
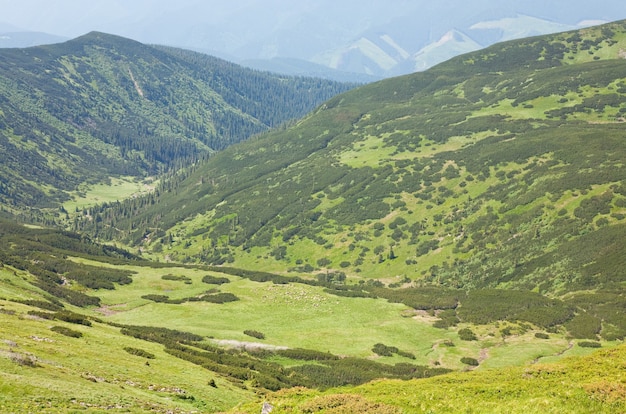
0, 32, 355, 212
82, 21, 626, 336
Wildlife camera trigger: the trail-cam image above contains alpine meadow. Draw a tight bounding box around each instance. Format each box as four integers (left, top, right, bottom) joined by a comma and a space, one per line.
1, 19, 626, 414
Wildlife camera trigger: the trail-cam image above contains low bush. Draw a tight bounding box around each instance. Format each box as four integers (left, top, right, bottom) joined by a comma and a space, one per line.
54, 310, 92, 326
162, 274, 192, 283
202, 275, 230, 285
578, 341, 602, 348
458, 328, 478, 341
461, 357, 479, 366
51, 326, 83, 338
123, 347, 156, 359
244, 330, 265, 340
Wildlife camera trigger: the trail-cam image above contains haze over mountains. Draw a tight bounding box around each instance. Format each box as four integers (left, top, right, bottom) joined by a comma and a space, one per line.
2, 0, 625, 80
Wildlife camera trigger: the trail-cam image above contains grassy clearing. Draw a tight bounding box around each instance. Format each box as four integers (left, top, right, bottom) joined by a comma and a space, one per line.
93, 270, 456, 361
63, 176, 156, 213
65, 261, 587, 372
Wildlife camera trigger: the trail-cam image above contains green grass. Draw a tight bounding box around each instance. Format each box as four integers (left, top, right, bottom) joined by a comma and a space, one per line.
90, 266, 456, 361
0, 300, 252, 413
63, 176, 157, 213
62, 260, 597, 372
231, 344, 626, 413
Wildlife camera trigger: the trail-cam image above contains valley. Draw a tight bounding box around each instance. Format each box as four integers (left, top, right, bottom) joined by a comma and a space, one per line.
1, 19, 626, 413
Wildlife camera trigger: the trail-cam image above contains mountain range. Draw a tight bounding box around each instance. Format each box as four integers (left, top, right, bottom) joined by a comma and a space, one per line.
2, 1, 625, 80
1, 17, 626, 413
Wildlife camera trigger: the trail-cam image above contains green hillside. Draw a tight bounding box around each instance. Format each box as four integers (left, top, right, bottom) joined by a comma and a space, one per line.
232, 344, 626, 413
81, 21, 626, 301
0, 32, 354, 215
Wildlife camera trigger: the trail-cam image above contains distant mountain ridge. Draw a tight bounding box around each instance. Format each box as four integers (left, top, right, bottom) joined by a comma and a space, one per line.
0, 31, 67, 48
3, 1, 623, 80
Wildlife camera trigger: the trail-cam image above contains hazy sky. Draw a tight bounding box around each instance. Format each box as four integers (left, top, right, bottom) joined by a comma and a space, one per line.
2, 0, 624, 38
2, 0, 625, 76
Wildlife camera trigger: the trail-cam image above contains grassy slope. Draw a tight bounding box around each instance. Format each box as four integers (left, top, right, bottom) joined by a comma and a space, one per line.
232, 345, 626, 413
0, 270, 251, 413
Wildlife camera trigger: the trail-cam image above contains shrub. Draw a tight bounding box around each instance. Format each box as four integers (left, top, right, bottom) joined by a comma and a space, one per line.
27, 310, 55, 320
198, 293, 239, 303
162, 274, 192, 283
565, 313, 602, 339
277, 348, 339, 361
54, 311, 92, 326
243, 330, 265, 340
458, 328, 478, 341
535, 332, 550, 339
578, 341, 602, 348
201, 275, 230, 285
18, 299, 63, 311
51, 326, 83, 338
123, 347, 156, 359
460, 357, 479, 366
372, 343, 398, 357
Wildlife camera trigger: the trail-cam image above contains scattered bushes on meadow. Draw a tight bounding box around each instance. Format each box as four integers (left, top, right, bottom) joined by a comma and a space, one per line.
118, 322, 449, 392
372, 343, 416, 359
